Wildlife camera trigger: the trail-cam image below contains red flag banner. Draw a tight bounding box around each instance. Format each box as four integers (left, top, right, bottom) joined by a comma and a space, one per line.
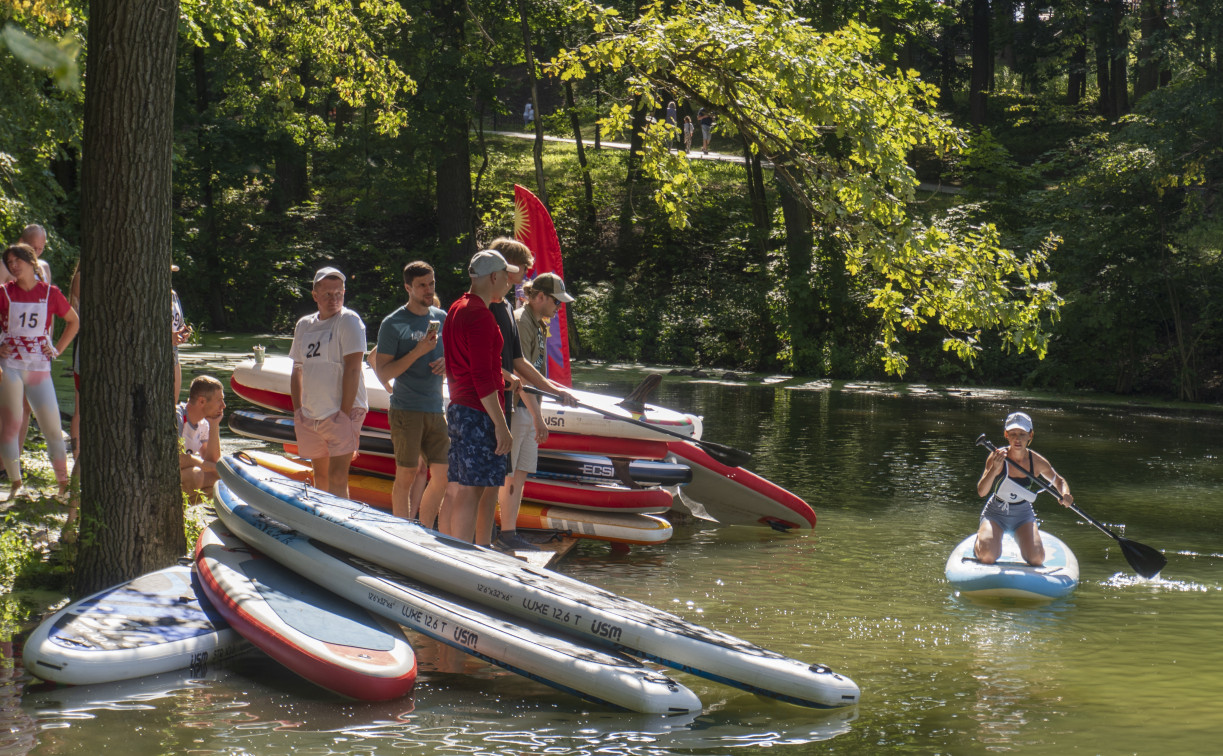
512, 184, 572, 386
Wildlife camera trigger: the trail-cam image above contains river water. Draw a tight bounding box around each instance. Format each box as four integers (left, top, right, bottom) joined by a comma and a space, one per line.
3, 337, 1222, 755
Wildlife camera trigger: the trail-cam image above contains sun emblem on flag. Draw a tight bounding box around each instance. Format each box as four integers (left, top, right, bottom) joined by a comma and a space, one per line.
512, 196, 530, 238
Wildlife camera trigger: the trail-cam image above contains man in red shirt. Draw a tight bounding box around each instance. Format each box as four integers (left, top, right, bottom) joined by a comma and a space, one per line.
441, 250, 518, 542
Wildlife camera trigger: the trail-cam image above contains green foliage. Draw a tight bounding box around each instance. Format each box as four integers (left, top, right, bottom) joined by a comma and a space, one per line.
1, 23, 80, 90
996, 73, 1223, 399
0, 7, 84, 275
550, 0, 1062, 376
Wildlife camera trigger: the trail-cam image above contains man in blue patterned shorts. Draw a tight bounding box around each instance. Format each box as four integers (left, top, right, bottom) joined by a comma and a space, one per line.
440, 250, 518, 542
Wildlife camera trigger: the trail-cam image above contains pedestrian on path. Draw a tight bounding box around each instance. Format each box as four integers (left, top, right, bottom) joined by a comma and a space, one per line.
698, 108, 714, 154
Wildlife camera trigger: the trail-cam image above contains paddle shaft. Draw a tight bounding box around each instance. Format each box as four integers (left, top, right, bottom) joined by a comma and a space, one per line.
522, 385, 752, 467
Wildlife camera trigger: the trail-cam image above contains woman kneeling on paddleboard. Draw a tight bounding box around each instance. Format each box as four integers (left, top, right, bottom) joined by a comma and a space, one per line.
975, 412, 1073, 566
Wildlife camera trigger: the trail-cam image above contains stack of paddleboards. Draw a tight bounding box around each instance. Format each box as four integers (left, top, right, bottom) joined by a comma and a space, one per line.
229, 408, 682, 515
238, 447, 674, 546
213, 454, 860, 710
229, 357, 818, 531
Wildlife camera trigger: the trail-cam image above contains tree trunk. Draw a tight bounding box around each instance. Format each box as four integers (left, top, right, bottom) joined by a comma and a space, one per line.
268, 136, 309, 214
994, 0, 1016, 74
75, 0, 184, 595
1094, 0, 1114, 117
969, 0, 990, 126
740, 134, 770, 253
1067, 29, 1088, 106
938, 22, 957, 111
517, 0, 548, 208
564, 79, 596, 230
1133, 0, 1167, 102
616, 95, 649, 256
774, 171, 817, 373
433, 0, 476, 265
594, 73, 602, 150
436, 124, 475, 264
191, 44, 226, 329
1109, 0, 1130, 117
1020, 0, 1043, 93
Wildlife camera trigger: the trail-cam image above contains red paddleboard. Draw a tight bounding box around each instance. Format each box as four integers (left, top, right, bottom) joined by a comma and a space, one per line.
231, 357, 696, 440
539, 433, 668, 460
194, 522, 416, 700
665, 441, 816, 531
521, 479, 672, 514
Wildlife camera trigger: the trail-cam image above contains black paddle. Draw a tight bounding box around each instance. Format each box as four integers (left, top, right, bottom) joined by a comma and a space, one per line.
975, 434, 1167, 578
523, 385, 753, 468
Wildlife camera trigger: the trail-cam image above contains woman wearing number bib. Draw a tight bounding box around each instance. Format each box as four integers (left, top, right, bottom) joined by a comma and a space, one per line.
0, 243, 79, 497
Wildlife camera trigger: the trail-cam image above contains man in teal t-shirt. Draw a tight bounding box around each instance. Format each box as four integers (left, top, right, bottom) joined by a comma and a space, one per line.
375, 260, 449, 524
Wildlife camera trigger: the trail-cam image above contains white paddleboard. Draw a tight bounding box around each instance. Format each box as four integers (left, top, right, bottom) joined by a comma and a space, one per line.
22, 564, 249, 686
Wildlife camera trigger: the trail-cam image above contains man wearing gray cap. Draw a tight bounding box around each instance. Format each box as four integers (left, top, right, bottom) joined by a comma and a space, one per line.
440, 250, 517, 542
289, 266, 368, 498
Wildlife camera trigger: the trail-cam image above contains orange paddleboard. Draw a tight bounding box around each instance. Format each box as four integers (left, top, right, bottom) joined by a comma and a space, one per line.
498, 502, 672, 545
244, 450, 393, 511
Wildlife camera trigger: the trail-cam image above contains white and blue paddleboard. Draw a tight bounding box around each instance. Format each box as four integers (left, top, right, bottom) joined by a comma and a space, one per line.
945, 530, 1080, 600
212, 481, 699, 713
217, 454, 860, 709
194, 522, 418, 701
22, 564, 249, 686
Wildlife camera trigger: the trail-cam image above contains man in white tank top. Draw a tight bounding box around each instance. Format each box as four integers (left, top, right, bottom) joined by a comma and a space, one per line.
289, 267, 368, 498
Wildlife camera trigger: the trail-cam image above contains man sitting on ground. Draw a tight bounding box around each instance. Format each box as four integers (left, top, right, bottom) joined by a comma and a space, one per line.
178, 375, 225, 502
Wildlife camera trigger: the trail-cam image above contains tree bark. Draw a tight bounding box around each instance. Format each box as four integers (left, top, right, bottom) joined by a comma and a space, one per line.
433, 0, 476, 264
1067, 11, 1088, 108
517, 0, 548, 208
436, 124, 476, 264
1094, 0, 1114, 117
75, 0, 184, 595
564, 79, 596, 230
938, 21, 957, 111
616, 95, 649, 256
740, 134, 770, 254
969, 0, 990, 126
1133, 0, 1167, 102
775, 170, 817, 373
191, 44, 226, 329
1109, 0, 1130, 117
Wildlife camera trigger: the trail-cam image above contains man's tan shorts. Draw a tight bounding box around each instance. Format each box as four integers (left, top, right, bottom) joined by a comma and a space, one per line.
389, 409, 450, 467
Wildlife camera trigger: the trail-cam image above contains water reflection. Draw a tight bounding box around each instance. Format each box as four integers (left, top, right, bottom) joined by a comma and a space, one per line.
1, 641, 36, 756
20, 657, 856, 754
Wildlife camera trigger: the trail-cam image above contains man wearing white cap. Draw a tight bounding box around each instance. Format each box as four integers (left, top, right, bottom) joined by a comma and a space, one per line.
289, 266, 368, 498
490, 271, 578, 551
440, 250, 518, 542
975, 410, 1074, 566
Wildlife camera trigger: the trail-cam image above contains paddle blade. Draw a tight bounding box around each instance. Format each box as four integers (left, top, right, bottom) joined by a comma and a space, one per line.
701, 440, 753, 468
1119, 537, 1168, 579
